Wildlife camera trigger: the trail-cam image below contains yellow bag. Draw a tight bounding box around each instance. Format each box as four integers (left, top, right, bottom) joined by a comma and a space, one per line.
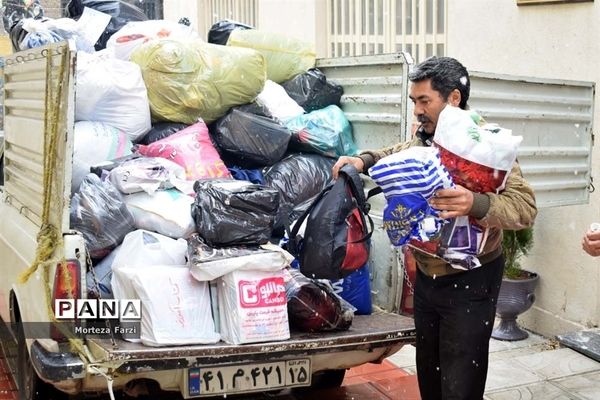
131, 38, 266, 124
227, 29, 316, 84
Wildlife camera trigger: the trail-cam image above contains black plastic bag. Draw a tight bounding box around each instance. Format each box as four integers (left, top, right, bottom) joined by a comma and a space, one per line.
137, 122, 188, 145
263, 153, 335, 228
211, 108, 292, 168
66, 0, 148, 50
192, 179, 280, 246
281, 69, 343, 113
9, 18, 29, 52
286, 269, 354, 332
236, 102, 270, 117
207, 19, 253, 45
70, 174, 135, 259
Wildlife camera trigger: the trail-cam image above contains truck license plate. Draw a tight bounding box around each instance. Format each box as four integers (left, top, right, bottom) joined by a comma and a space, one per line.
186, 359, 311, 397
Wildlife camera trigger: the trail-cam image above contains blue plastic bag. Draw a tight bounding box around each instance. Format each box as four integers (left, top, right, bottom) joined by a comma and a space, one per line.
329, 264, 372, 315
286, 105, 358, 157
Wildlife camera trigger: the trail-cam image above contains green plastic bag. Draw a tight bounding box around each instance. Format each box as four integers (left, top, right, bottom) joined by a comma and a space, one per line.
131, 38, 267, 124
227, 29, 316, 84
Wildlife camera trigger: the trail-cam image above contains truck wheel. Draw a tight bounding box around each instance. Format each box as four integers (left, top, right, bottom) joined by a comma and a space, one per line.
309, 368, 346, 389
16, 322, 67, 400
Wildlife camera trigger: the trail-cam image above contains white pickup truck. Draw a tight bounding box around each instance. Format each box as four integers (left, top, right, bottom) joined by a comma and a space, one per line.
0, 43, 416, 399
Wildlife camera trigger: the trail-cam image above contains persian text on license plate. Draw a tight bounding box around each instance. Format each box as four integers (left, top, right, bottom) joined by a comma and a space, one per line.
186, 359, 311, 397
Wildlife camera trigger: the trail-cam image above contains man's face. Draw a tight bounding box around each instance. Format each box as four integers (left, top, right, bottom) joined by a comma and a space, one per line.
409, 79, 448, 135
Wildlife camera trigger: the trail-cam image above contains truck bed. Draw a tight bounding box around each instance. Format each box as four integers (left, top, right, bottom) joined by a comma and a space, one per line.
86, 311, 415, 373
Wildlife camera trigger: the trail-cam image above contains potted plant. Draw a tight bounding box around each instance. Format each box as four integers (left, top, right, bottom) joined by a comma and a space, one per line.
491, 226, 539, 341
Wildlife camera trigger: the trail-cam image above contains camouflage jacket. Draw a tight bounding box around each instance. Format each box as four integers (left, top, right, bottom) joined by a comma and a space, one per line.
358, 128, 538, 277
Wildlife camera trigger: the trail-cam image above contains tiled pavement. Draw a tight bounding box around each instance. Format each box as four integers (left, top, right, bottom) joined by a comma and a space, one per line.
2, 331, 600, 399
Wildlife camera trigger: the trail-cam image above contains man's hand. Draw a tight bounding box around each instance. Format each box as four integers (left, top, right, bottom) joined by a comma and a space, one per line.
429, 185, 474, 219
332, 156, 365, 179
582, 229, 600, 257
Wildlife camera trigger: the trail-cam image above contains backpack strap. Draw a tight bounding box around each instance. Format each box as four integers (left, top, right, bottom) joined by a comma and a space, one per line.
367, 186, 383, 199
338, 165, 376, 243
286, 183, 333, 256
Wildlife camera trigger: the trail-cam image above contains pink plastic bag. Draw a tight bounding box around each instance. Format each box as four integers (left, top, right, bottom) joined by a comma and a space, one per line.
136, 122, 231, 181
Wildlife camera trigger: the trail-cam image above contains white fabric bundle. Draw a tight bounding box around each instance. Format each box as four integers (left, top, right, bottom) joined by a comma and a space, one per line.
76, 51, 151, 141
256, 80, 305, 123
124, 190, 195, 239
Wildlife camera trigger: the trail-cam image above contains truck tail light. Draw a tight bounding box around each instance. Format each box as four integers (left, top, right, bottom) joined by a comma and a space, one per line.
51, 260, 81, 342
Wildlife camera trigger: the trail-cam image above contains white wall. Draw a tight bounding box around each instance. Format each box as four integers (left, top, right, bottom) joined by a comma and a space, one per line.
257, 0, 327, 56
447, 0, 600, 337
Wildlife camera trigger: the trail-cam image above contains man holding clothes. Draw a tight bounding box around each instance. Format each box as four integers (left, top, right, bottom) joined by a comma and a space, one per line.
333, 56, 537, 399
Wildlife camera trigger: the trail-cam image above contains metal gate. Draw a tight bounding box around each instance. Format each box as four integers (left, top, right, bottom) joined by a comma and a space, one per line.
327, 0, 446, 63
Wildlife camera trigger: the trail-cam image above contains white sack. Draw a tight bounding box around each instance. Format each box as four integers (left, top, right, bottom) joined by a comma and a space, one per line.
76, 51, 151, 141
106, 19, 199, 61
124, 189, 195, 239
218, 270, 290, 345
434, 106, 522, 172
111, 230, 187, 301
72, 121, 133, 193
132, 266, 220, 346
256, 80, 304, 123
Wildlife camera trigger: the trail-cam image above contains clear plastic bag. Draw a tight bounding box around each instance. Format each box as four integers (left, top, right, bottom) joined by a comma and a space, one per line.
130, 38, 266, 124
286, 105, 358, 157
227, 29, 315, 84
70, 174, 135, 259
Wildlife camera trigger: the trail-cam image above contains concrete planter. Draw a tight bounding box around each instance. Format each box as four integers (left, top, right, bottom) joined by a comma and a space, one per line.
492, 271, 539, 341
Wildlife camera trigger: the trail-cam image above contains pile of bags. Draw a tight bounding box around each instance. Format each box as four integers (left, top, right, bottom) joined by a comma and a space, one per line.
52, 11, 373, 347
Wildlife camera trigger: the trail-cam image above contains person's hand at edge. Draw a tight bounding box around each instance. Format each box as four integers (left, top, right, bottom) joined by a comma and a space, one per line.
582, 228, 600, 257
332, 156, 364, 179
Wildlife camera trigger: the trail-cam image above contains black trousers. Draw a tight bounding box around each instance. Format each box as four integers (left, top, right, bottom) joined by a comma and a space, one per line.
414, 255, 504, 400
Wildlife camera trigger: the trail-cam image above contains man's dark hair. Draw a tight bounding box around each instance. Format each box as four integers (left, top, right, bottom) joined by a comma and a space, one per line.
409, 56, 470, 109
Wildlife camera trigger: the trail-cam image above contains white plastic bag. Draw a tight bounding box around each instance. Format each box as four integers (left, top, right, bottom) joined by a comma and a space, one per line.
187, 234, 293, 281
124, 190, 195, 239
218, 270, 290, 344
256, 80, 305, 123
108, 157, 187, 195
107, 20, 199, 60
111, 230, 187, 301
76, 51, 151, 141
433, 106, 522, 193
72, 121, 133, 193
132, 266, 220, 347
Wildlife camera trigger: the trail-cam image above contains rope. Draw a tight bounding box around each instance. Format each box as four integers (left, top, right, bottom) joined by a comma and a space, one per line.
18, 46, 65, 284
14, 45, 88, 357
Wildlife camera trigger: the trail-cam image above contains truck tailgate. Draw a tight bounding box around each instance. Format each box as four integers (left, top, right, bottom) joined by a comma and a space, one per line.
85, 311, 414, 373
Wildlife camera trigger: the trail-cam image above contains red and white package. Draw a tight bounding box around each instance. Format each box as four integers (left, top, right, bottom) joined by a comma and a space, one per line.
136, 121, 231, 182
434, 106, 522, 194
217, 270, 290, 344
